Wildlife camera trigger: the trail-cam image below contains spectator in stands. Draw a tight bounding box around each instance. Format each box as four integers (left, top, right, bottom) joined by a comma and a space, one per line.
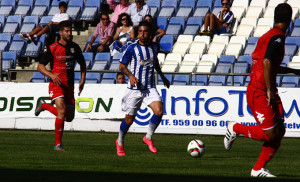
116, 72, 126, 84
144, 14, 165, 42
126, 0, 150, 27
107, 0, 131, 24
85, 12, 115, 53
112, 13, 135, 55
19, 1, 69, 42
199, 0, 234, 36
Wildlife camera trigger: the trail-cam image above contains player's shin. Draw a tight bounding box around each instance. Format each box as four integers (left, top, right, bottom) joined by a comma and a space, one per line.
55, 118, 64, 146
118, 120, 130, 145
146, 114, 163, 140
42, 103, 58, 116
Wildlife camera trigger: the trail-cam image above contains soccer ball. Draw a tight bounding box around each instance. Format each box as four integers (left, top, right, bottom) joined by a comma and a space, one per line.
187, 139, 206, 158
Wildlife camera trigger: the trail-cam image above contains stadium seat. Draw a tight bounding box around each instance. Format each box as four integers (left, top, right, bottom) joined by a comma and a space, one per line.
211, 35, 229, 44
0, 41, 9, 52
14, 0, 33, 17
285, 37, 300, 47
189, 42, 206, 56
164, 53, 182, 65
291, 56, 300, 63
0, 33, 11, 52
219, 55, 236, 64
235, 25, 254, 38
158, 53, 165, 65
281, 56, 291, 66
194, 35, 211, 45
158, 74, 173, 85
166, 17, 185, 36
80, 0, 101, 21
229, 36, 246, 48
192, 75, 208, 85
226, 76, 246, 86
172, 42, 191, 56
281, 76, 299, 87
253, 25, 271, 37
193, 7, 209, 17
67, 0, 84, 20
182, 54, 200, 65
23, 41, 42, 57
85, 73, 101, 83
257, 18, 274, 28
196, 61, 214, 73
212, 7, 223, 17
245, 6, 263, 19
200, 54, 218, 65
158, 0, 177, 18
9, 34, 26, 56
263, 6, 275, 18
178, 65, 196, 73
39, 16, 54, 27
288, 62, 300, 69
30, 72, 46, 82
0, 0, 16, 17
108, 62, 120, 71
237, 55, 252, 65
92, 52, 111, 70
176, 0, 195, 18
177, 35, 194, 43
248, 37, 259, 44
173, 74, 191, 85
291, 27, 300, 37
19, 16, 39, 34
196, 0, 212, 11
159, 35, 174, 53
225, 43, 243, 58
243, 43, 256, 55
184, 17, 203, 35
232, 0, 250, 10
101, 73, 117, 84
268, 0, 285, 7
31, 0, 50, 17
207, 42, 226, 57
230, 7, 246, 23
147, 0, 161, 17
285, 44, 298, 56
156, 17, 168, 31
249, 0, 267, 10
1, 52, 17, 73
2, 15, 22, 34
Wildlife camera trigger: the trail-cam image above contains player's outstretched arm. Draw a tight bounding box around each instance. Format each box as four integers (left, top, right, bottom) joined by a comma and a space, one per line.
278, 66, 300, 75
154, 61, 170, 88
119, 63, 139, 87
37, 63, 62, 85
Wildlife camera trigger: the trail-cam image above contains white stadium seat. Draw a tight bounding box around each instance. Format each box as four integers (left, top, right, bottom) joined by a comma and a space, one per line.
229, 36, 247, 48
230, 6, 246, 22
178, 65, 196, 73
196, 61, 215, 73
288, 62, 300, 69
257, 18, 274, 28
207, 42, 226, 57
189, 42, 206, 55
194, 35, 211, 45
268, 0, 285, 7
232, 0, 250, 10
177, 35, 194, 43
164, 53, 182, 65
225, 43, 243, 58
263, 6, 275, 18
253, 25, 271, 37
249, 0, 267, 10
235, 25, 254, 39
245, 6, 263, 19
200, 54, 218, 65
291, 56, 300, 63
211, 35, 229, 44
158, 53, 165, 65
182, 54, 201, 65
172, 42, 191, 56
240, 17, 258, 27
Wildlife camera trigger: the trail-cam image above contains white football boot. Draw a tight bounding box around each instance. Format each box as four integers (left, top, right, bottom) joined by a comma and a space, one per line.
251, 168, 276, 177
224, 121, 237, 150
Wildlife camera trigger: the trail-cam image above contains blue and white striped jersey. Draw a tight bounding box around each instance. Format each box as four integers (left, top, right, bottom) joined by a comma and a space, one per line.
217, 10, 234, 32
120, 42, 158, 90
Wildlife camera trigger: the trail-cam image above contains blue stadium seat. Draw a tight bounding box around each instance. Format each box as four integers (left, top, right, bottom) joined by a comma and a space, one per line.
245, 76, 250, 86
166, 17, 185, 35
285, 37, 300, 47
0, 0, 16, 17
156, 17, 168, 31
281, 56, 291, 67
79, 0, 101, 21
192, 75, 208, 85
285, 44, 297, 56
39, 16, 54, 26
86, 73, 101, 83
234, 62, 249, 73
281, 76, 299, 87
226, 76, 246, 86
237, 55, 252, 65
219, 55, 236, 64
83, 52, 94, 63
183, 25, 200, 35
209, 76, 226, 86
108, 62, 120, 71
112, 52, 123, 62
147, 0, 161, 17
243, 44, 256, 55
276, 76, 281, 87
193, 7, 209, 17
158, 0, 178, 18
158, 74, 173, 85
187, 17, 203, 26
101, 73, 117, 84
74, 72, 81, 83
212, 7, 222, 17
30, 72, 46, 82
226, 62, 249, 86
196, 0, 212, 10
67, 0, 84, 20
0, 33, 11, 52
1, 52, 16, 73
0, 15, 5, 31
9, 34, 26, 56
176, 0, 195, 18
31, 0, 50, 17
159, 34, 174, 53
3, 15, 22, 34
213, 0, 222, 8
173, 74, 190, 85
248, 37, 259, 44
14, 0, 33, 17
92, 52, 111, 70
291, 27, 300, 37
83, 35, 100, 52
23, 42, 42, 57
19, 16, 39, 34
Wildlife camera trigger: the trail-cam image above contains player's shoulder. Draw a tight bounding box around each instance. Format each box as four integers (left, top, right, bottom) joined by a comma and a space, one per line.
48, 42, 60, 51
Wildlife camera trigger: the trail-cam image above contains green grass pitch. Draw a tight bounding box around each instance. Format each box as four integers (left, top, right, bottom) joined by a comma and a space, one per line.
0, 130, 299, 182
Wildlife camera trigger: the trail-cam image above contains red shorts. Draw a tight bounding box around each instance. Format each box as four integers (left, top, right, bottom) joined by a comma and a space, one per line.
48, 82, 75, 106
247, 87, 284, 130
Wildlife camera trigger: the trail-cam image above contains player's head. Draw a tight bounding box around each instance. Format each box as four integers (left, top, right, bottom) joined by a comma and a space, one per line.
100, 12, 110, 26
137, 20, 153, 43
144, 14, 153, 23
59, 20, 72, 42
274, 3, 292, 24
116, 72, 125, 84
59, 1, 67, 13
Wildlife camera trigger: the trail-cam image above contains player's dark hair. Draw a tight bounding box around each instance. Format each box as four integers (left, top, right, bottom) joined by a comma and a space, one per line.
274, 3, 292, 24
138, 20, 153, 34
58, 20, 72, 31
116, 13, 133, 27
59, 1, 67, 8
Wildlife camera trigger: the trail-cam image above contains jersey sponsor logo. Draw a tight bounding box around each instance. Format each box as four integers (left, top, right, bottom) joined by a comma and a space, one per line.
70, 48, 75, 54
255, 111, 265, 124
139, 59, 153, 66
275, 38, 282, 43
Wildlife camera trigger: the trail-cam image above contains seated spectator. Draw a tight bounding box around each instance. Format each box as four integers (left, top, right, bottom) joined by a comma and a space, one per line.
144, 14, 165, 42
107, 0, 131, 24
85, 12, 115, 53
116, 72, 126, 84
111, 13, 135, 55
126, 0, 150, 27
19, 1, 69, 42
199, 0, 233, 36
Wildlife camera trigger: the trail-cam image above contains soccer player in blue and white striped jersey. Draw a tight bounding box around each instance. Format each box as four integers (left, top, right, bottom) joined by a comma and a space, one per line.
116, 21, 170, 156
200, 0, 234, 36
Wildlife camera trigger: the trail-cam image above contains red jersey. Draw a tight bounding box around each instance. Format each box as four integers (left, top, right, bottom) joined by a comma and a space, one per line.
248, 27, 285, 92
40, 41, 85, 86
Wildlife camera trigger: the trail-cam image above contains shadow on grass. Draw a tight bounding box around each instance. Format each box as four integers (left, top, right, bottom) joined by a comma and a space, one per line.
0, 168, 297, 182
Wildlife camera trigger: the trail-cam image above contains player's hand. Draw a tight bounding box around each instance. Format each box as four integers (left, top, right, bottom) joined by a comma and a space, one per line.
85, 44, 92, 52
267, 89, 275, 107
129, 75, 139, 87
50, 73, 62, 85
162, 76, 170, 88
78, 82, 85, 96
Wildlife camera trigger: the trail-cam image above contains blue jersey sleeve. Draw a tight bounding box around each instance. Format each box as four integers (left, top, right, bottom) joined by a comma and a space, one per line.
120, 45, 133, 65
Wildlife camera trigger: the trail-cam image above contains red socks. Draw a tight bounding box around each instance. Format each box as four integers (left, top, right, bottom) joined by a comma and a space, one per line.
55, 118, 64, 146
253, 141, 281, 170
42, 103, 58, 116
233, 123, 269, 141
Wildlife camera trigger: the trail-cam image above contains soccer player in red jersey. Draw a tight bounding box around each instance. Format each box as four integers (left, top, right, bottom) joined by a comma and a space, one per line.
35, 20, 86, 151
224, 3, 300, 177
